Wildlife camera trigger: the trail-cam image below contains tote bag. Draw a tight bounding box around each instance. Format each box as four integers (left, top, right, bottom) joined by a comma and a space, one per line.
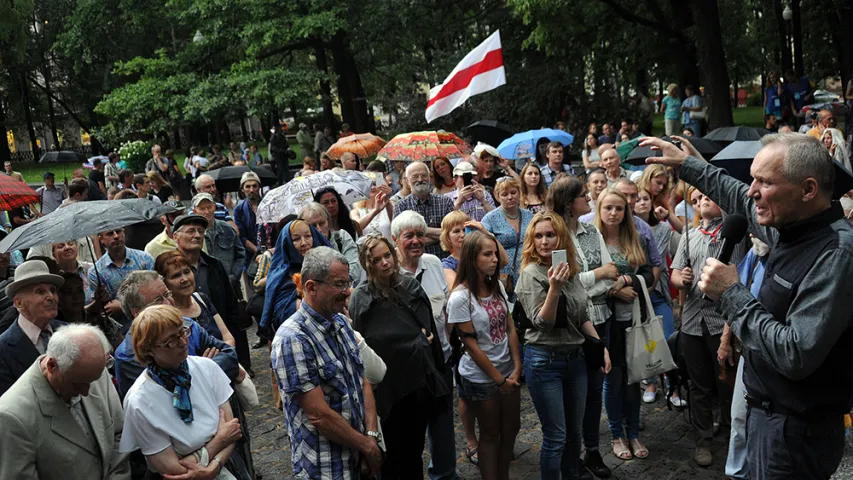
625, 276, 677, 384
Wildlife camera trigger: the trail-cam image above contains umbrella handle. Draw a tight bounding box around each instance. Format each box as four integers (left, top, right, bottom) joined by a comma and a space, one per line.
86, 236, 103, 288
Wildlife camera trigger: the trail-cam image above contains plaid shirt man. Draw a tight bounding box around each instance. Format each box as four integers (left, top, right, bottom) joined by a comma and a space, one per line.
393, 192, 455, 258
272, 303, 366, 480
540, 162, 574, 189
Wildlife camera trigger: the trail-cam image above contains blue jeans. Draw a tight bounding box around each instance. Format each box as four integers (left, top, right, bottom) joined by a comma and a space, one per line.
428, 362, 459, 480
725, 357, 748, 479
524, 345, 588, 480
604, 364, 641, 440
647, 292, 674, 386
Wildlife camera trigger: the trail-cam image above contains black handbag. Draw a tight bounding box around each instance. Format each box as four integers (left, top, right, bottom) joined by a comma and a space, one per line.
582, 334, 605, 370
244, 253, 265, 318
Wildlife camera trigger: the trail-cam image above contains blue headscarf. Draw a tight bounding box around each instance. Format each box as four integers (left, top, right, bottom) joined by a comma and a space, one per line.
259, 220, 332, 337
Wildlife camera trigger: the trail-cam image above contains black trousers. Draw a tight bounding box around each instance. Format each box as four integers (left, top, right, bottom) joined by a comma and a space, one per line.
681, 322, 732, 446
746, 407, 844, 479
381, 386, 436, 480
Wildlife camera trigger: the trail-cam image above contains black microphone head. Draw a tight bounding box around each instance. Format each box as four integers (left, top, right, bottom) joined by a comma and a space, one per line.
720, 214, 749, 242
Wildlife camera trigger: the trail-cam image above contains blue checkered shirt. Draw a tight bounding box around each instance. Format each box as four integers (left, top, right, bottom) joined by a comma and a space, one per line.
271, 303, 366, 480
86, 247, 155, 300
445, 188, 496, 222
540, 163, 575, 189
393, 193, 455, 258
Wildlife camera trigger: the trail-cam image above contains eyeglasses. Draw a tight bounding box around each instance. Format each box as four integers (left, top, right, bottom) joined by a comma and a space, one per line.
154, 326, 191, 349
176, 227, 205, 236
316, 279, 351, 291
495, 176, 513, 184
152, 290, 174, 305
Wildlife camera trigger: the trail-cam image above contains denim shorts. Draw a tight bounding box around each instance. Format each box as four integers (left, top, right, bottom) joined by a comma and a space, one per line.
458, 375, 500, 402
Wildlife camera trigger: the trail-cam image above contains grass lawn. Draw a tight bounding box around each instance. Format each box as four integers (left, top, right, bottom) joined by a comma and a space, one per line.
14, 144, 308, 184
651, 105, 765, 136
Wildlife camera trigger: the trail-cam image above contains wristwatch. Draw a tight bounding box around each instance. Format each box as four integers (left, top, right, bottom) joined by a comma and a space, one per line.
367, 430, 382, 443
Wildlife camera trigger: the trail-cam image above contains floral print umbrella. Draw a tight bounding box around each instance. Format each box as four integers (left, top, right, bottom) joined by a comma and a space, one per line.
377, 130, 472, 163
325, 133, 387, 160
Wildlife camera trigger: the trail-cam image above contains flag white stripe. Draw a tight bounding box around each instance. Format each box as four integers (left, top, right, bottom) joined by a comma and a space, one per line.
425, 67, 506, 123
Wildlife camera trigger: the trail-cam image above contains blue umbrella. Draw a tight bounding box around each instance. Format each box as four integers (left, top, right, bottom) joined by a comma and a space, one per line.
497, 128, 573, 160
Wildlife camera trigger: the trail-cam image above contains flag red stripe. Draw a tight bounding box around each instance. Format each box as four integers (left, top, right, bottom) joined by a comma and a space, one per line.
426, 49, 504, 109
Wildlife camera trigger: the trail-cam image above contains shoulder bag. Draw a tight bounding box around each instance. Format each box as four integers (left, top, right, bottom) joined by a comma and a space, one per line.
625, 276, 677, 384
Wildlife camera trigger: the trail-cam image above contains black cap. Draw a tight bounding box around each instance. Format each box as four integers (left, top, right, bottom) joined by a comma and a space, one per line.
171, 214, 208, 233
43, 172, 55, 179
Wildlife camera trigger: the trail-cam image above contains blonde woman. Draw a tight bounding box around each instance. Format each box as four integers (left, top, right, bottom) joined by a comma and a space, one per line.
594, 188, 656, 461
638, 164, 684, 232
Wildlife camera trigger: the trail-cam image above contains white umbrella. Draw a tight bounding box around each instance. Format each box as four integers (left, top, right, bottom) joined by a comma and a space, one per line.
256, 169, 377, 224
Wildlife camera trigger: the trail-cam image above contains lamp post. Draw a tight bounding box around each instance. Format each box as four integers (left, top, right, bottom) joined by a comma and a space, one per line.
192, 30, 205, 43
782, 5, 793, 72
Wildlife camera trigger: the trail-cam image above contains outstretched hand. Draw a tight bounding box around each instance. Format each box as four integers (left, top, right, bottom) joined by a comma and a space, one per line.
639, 137, 697, 167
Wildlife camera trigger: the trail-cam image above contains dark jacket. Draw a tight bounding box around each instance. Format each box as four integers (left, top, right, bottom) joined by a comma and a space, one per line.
198, 250, 241, 337
114, 317, 238, 399
0, 318, 66, 396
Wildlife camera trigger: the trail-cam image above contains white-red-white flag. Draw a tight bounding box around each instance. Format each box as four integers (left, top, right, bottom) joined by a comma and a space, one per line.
425, 30, 506, 123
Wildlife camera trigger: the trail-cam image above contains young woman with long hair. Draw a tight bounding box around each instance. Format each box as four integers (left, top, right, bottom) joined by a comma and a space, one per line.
582, 134, 601, 172
519, 163, 547, 213
432, 156, 456, 195
516, 211, 610, 479
448, 231, 521, 480
638, 164, 684, 233
314, 186, 359, 239
594, 188, 655, 461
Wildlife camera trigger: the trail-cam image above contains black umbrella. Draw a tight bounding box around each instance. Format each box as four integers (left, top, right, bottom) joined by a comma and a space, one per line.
704, 126, 769, 145
39, 151, 87, 164
206, 165, 278, 192
0, 199, 180, 253
466, 120, 514, 147
624, 136, 721, 165
709, 141, 853, 198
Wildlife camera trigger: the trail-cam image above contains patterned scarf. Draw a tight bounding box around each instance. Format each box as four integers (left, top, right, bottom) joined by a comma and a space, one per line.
147, 360, 194, 423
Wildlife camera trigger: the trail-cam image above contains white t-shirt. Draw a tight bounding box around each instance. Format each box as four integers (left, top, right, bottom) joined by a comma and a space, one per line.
190, 156, 210, 178
400, 254, 451, 363
120, 356, 233, 457
448, 283, 513, 383
357, 206, 393, 242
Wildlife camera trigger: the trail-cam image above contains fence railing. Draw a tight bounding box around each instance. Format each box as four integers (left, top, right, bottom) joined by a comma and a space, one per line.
11, 145, 93, 163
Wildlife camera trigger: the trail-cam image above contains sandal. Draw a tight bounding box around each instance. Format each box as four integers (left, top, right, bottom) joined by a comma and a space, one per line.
630, 438, 649, 459
612, 438, 633, 460
466, 447, 479, 466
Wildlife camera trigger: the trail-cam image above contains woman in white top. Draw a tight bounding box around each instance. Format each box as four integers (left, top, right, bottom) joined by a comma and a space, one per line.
447, 230, 521, 480
351, 182, 393, 241
120, 305, 246, 479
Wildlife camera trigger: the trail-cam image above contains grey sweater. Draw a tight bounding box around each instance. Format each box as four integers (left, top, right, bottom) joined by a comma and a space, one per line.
516, 263, 589, 347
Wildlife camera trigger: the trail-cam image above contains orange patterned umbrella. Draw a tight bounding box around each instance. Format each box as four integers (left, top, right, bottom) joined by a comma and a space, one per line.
325, 133, 387, 160
377, 130, 472, 163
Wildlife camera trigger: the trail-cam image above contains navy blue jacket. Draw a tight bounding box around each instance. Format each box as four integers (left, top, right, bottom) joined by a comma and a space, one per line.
0, 318, 66, 396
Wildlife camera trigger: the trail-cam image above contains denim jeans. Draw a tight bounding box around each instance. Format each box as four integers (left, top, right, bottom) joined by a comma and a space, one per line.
524, 344, 588, 480
604, 364, 641, 440
428, 362, 460, 480
646, 292, 674, 386
725, 357, 748, 479
583, 322, 608, 452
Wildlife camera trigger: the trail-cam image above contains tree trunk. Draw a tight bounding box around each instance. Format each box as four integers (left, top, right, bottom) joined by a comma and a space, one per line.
0, 97, 11, 163
826, 2, 853, 96
330, 33, 371, 134
18, 73, 40, 160
43, 68, 61, 149
791, 0, 804, 75
312, 41, 336, 129
690, 0, 734, 129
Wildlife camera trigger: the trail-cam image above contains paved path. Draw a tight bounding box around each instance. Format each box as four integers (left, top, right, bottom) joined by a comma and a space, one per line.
243, 331, 851, 479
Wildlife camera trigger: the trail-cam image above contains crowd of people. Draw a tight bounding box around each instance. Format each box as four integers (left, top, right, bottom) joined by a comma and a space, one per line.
0, 110, 850, 480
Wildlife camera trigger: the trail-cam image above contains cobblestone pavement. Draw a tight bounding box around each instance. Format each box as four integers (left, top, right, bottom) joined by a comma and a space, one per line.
244, 331, 852, 479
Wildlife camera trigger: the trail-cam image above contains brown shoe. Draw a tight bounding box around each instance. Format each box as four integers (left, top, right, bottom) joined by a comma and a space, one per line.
694, 447, 712, 467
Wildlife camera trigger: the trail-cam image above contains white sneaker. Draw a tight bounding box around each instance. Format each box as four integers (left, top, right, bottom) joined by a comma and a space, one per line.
669, 396, 687, 408
643, 389, 657, 403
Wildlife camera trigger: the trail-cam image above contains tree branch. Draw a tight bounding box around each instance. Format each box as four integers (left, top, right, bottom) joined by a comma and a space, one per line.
255, 39, 315, 61
598, 0, 687, 42
28, 76, 94, 134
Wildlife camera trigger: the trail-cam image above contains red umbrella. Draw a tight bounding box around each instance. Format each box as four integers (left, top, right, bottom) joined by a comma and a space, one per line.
326, 133, 387, 160
0, 175, 39, 211
377, 130, 472, 163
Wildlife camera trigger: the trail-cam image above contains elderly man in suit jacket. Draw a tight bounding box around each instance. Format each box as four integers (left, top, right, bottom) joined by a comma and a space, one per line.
0, 324, 130, 479
0, 260, 66, 396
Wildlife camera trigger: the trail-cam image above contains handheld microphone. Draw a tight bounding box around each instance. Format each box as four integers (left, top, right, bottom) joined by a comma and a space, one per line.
703, 214, 749, 301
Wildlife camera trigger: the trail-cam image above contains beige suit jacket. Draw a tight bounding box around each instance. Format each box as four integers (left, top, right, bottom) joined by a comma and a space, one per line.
0, 359, 130, 480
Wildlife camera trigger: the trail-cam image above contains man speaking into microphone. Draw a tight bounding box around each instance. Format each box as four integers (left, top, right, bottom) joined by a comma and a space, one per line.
642, 134, 853, 480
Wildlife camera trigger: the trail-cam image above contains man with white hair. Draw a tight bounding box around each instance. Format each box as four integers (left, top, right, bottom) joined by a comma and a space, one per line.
391, 211, 458, 480
193, 174, 235, 221
392, 161, 455, 258
0, 259, 66, 395
0, 324, 130, 479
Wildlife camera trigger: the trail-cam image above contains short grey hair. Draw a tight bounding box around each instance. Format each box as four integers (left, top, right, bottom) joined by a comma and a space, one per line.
299, 202, 331, 222
301, 246, 348, 283
405, 161, 429, 179
117, 270, 162, 319
761, 133, 834, 197
194, 174, 214, 190
47, 324, 110, 372
391, 210, 427, 239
